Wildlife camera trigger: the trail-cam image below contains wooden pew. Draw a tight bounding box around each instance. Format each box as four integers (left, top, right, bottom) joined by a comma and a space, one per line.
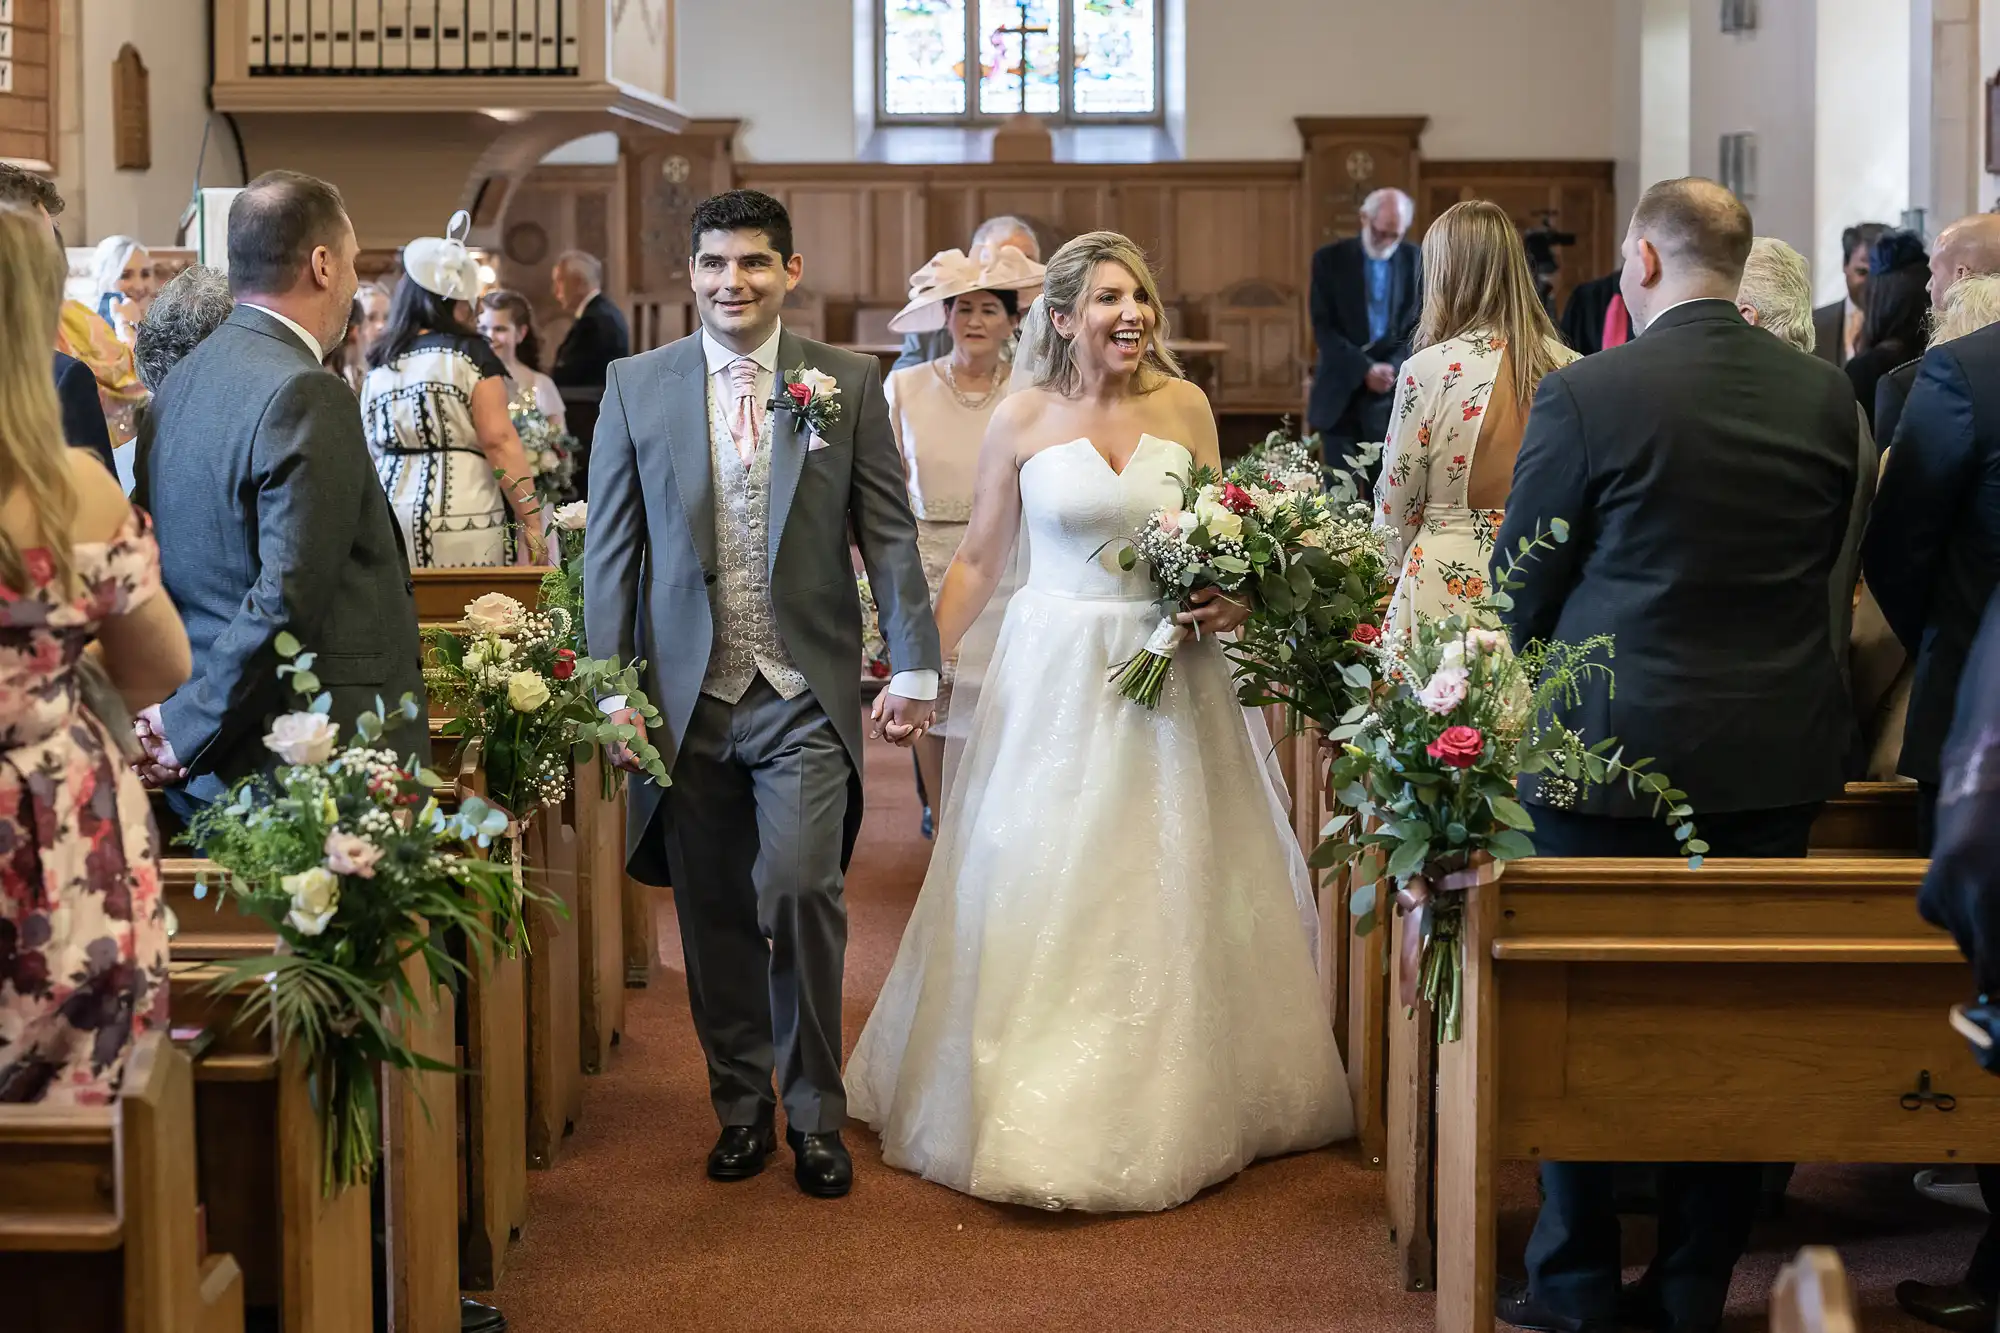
0, 1031, 246, 1333
572, 754, 627, 1072
524, 806, 584, 1169
1380, 780, 1927, 1292
166, 861, 458, 1333
410, 567, 550, 625
1433, 857, 1977, 1333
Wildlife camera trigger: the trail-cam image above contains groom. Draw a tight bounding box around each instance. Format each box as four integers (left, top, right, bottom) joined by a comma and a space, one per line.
585, 190, 941, 1197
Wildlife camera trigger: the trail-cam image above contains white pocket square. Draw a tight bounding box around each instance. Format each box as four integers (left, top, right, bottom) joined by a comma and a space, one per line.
807, 432, 834, 452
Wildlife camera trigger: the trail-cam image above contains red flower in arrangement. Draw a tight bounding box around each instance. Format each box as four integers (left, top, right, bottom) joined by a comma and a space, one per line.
786, 381, 814, 409
1426, 725, 1485, 768
552, 648, 576, 681
1349, 622, 1382, 646
867, 660, 891, 679
1220, 483, 1257, 516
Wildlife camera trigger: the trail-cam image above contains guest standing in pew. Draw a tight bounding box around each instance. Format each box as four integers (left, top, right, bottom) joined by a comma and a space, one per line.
130, 265, 234, 500
1847, 229, 1932, 434
548, 248, 630, 493
363, 222, 545, 568
1902, 585, 2000, 1333
883, 241, 1044, 836
0, 165, 117, 476
1862, 303, 2000, 854
134, 171, 425, 817
0, 204, 191, 1105
1557, 270, 1632, 355
892, 215, 1043, 373
1374, 200, 1578, 639
1875, 215, 2000, 451
1493, 178, 1862, 1333
1813, 221, 1891, 368
1308, 188, 1422, 485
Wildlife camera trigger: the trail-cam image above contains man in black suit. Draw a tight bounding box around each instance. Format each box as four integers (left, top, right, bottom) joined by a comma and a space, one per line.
1493, 178, 1861, 1333
1308, 187, 1421, 483
1558, 270, 1632, 355
1812, 221, 1890, 368
1863, 315, 2000, 853
550, 248, 631, 491
1874, 214, 2000, 451
0, 164, 117, 475
135, 172, 424, 814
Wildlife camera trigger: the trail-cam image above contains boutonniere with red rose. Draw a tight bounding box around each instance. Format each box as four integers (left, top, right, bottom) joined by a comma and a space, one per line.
769, 365, 842, 436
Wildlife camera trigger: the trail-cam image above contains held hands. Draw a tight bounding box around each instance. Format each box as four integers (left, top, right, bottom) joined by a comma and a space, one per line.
1365, 362, 1396, 395
132, 705, 186, 789
606, 707, 649, 774
870, 689, 937, 748
1176, 586, 1251, 637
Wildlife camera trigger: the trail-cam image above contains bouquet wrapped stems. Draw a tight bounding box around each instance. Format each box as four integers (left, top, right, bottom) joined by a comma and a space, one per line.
1107, 618, 1189, 707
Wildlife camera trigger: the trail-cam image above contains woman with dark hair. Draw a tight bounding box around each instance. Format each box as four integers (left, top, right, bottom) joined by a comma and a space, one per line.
361, 216, 542, 567
1848, 229, 1932, 430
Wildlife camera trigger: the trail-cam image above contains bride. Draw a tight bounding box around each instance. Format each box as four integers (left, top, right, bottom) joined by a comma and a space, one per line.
847, 231, 1353, 1213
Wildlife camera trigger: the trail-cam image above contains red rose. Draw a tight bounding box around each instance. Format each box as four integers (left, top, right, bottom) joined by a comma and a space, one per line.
1350, 622, 1382, 646
868, 660, 891, 679
1426, 725, 1485, 768
786, 382, 813, 408
1220, 483, 1257, 516
552, 659, 574, 681
556, 648, 575, 659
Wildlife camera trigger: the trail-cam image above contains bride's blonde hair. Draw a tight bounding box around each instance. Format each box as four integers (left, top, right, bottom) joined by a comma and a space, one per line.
1414, 200, 1568, 409
1015, 231, 1181, 395
0, 204, 77, 596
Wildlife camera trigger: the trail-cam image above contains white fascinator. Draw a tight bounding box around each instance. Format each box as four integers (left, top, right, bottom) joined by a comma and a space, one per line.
402, 210, 483, 302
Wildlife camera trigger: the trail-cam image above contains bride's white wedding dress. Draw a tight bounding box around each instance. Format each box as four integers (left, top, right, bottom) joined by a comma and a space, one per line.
847, 434, 1354, 1213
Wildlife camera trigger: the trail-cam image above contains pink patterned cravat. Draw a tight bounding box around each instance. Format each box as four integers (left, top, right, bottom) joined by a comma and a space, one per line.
727, 357, 763, 467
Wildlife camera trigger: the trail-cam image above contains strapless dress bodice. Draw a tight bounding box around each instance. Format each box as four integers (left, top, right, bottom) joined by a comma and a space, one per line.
1018, 435, 1190, 602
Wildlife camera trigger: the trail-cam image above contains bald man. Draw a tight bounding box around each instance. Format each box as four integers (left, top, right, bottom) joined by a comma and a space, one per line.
1494, 178, 1862, 1333
1874, 214, 2000, 448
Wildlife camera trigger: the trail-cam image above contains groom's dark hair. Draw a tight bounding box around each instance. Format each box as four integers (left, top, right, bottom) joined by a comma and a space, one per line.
690, 190, 794, 264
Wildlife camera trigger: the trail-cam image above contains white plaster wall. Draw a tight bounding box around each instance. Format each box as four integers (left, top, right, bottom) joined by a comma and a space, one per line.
1637, 0, 1691, 193
1814, 0, 1911, 303
1983, 0, 2000, 210
1689, 0, 1817, 262
674, 0, 856, 161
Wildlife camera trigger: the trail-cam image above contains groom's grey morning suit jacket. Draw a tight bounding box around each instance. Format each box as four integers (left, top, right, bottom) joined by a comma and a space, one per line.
584, 326, 940, 883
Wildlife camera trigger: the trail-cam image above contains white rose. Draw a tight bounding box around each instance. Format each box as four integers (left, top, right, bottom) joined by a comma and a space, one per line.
283, 865, 341, 936
1438, 639, 1466, 671
506, 670, 551, 713
263, 711, 340, 766
537, 449, 558, 472
1466, 628, 1510, 656
1176, 510, 1199, 534
464, 592, 526, 636
553, 501, 588, 531
1193, 498, 1243, 542
1417, 666, 1470, 716
796, 368, 840, 400
464, 640, 492, 670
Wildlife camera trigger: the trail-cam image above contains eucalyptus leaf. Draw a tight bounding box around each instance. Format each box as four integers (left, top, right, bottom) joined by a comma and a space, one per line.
274, 630, 302, 658
1486, 828, 1536, 861
1386, 837, 1430, 881
1488, 795, 1535, 830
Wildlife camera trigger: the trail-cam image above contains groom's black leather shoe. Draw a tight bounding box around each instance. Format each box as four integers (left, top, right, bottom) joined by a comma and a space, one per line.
1895, 1280, 1996, 1332
786, 1127, 853, 1198
1496, 1277, 1621, 1332
706, 1124, 777, 1181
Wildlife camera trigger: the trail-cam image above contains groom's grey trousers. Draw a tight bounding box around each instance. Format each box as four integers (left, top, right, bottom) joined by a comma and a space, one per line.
658, 677, 852, 1134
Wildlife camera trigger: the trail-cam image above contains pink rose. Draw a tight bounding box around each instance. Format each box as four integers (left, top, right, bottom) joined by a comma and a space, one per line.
1426, 725, 1485, 769
1349, 622, 1382, 646
1416, 666, 1469, 715
324, 829, 383, 879
1156, 509, 1185, 535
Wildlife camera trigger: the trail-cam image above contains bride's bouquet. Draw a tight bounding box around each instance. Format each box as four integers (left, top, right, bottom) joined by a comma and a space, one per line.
509, 388, 578, 507
1106, 464, 1328, 708
1318, 521, 1702, 1043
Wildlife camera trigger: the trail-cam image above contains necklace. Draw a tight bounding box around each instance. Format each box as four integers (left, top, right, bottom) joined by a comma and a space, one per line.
938, 358, 1007, 411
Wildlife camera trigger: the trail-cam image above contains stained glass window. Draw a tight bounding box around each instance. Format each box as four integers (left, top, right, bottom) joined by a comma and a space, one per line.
881, 0, 1159, 123
883, 0, 969, 117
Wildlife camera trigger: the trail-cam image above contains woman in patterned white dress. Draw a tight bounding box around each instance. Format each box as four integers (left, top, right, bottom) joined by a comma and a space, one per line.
883, 243, 1044, 822
0, 207, 192, 1104
362, 217, 544, 567
1375, 200, 1580, 639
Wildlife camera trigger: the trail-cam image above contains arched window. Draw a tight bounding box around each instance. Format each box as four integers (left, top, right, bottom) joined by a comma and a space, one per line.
879, 0, 1163, 124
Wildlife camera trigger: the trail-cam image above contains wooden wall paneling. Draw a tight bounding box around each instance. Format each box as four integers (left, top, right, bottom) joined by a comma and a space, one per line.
1416, 160, 1619, 317
0, 0, 56, 170
1296, 116, 1428, 250
497, 163, 626, 360
619, 119, 738, 348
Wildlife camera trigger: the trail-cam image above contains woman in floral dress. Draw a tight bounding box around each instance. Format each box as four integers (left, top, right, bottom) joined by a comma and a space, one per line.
1375, 200, 1579, 639
0, 205, 191, 1104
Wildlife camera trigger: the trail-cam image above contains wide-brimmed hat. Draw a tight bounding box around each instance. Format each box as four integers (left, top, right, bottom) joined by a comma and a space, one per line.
403, 210, 482, 302
888, 243, 1046, 334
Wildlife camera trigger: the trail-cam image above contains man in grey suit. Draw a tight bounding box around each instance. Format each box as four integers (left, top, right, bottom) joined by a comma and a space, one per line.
587, 190, 940, 1198
135, 172, 425, 812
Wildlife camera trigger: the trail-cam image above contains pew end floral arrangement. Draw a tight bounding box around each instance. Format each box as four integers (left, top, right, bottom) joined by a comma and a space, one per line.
1316, 521, 1703, 1043
185, 633, 524, 1196
537, 501, 588, 629
423, 591, 670, 828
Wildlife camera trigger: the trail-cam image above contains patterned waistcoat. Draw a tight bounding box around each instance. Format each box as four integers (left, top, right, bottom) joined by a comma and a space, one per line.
701, 386, 809, 704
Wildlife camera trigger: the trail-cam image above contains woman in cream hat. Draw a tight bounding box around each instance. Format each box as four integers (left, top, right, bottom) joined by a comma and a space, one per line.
883, 242, 1043, 831
362, 212, 544, 568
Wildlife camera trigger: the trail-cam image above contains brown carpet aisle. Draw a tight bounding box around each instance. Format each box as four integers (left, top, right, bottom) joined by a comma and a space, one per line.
491, 736, 1983, 1332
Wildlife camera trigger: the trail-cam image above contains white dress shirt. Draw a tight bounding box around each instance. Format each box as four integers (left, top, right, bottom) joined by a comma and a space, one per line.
240, 302, 323, 361
602, 323, 937, 712
1635, 295, 1737, 335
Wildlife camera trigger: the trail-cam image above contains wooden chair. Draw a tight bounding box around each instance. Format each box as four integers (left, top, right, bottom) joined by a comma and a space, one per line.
852, 305, 902, 348
1772, 1247, 1859, 1333
781, 285, 827, 343
0, 1031, 246, 1333
1200, 279, 1304, 412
